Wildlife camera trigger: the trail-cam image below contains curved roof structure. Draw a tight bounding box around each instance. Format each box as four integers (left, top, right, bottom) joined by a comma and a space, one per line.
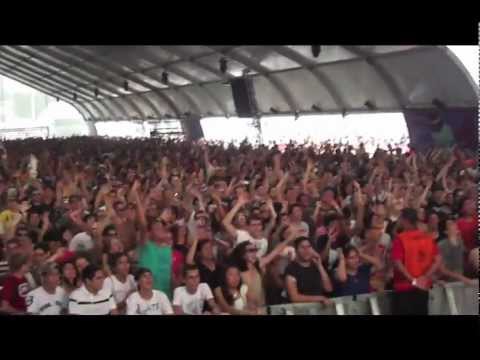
0, 45, 477, 123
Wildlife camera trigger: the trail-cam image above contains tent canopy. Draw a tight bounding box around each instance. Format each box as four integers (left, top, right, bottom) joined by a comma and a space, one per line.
0, 45, 477, 123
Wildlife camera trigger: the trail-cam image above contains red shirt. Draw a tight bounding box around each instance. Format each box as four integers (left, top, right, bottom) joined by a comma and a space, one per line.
0, 275, 31, 311
457, 216, 477, 252
391, 230, 438, 292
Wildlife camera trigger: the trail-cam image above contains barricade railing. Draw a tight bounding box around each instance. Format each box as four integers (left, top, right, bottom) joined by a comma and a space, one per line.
268, 281, 478, 315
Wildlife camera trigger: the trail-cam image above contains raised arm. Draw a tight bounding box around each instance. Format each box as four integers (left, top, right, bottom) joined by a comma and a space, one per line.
262, 198, 278, 238
259, 227, 300, 269
221, 195, 248, 238
335, 249, 348, 283
186, 234, 199, 265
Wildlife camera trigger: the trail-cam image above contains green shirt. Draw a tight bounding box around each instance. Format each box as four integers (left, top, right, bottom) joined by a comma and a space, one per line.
138, 241, 172, 298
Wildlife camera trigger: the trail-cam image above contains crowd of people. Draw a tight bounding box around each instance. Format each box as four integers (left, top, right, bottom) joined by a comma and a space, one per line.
0, 136, 477, 315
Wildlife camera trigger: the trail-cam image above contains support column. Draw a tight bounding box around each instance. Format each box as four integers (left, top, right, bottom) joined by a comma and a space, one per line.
85, 120, 98, 136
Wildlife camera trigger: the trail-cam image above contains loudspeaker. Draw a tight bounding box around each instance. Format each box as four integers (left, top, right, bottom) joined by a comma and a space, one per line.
230, 78, 258, 117
183, 115, 204, 141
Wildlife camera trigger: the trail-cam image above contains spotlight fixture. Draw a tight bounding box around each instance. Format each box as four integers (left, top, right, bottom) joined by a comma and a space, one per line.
311, 104, 322, 112
432, 98, 445, 110
364, 101, 376, 110
94, 88, 99, 98
73, 93, 77, 101
342, 109, 347, 118
123, 80, 129, 92
219, 57, 228, 74
270, 107, 279, 114
207, 112, 214, 117
311, 45, 321, 58
56, 97, 60, 102
161, 72, 169, 85
294, 110, 300, 121
165, 113, 173, 119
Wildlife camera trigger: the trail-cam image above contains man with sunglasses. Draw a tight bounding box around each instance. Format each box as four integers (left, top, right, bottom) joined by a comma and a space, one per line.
223, 195, 269, 259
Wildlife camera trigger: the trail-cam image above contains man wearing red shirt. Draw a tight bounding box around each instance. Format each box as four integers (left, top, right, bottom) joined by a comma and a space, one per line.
391, 208, 441, 315
456, 198, 477, 252
0, 253, 32, 314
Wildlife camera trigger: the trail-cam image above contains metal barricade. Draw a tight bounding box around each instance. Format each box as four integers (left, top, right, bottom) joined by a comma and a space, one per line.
268, 282, 478, 315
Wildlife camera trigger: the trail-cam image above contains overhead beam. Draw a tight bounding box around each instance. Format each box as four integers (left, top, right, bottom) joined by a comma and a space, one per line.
270, 46, 347, 111
0, 68, 97, 121
61, 46, 181, 118
341, 46, 407, 108
206, 46, 298, 112
23, 46, 137, 120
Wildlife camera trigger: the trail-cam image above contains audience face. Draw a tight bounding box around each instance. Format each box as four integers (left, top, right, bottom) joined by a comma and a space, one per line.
225, 267, 241, 290
115, 255, 130, 276
296, 239, 314, 263
44, 268, 61, 289
62, 262, 77, 283
345, 248, 361, 271
86, 270, 105, 293
248, 219, 263, 238
185, 269, 201, 293
138, 271, 154, 291
75, 257, 89, 274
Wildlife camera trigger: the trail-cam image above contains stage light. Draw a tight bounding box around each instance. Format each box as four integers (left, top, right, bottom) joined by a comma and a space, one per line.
270, 107, 279, 114
73, 93, 77, 101
432, 98, 445, 110
294, 110, 300, 121
56, 97, 60, 102
220, 57, 228, 74
124, 80, 129, 92
364, 101, 376, 110
311, 45, 321, 58
311, 104, 322, 112
161, 72, 169, 85
94, 88, 99, 98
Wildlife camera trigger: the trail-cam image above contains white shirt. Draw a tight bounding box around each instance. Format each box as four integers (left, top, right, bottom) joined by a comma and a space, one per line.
173, 283, 214, 315
126, 290, 173, 315
69, 232, 94, 252
68, 285, 117, 315
103, 275, 136, 305
26, 286, 67, 315
236, 230, 268, 258
233, 284, 249, 311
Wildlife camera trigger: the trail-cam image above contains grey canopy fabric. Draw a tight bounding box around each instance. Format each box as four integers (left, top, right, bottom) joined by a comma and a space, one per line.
0, 45, 477, 123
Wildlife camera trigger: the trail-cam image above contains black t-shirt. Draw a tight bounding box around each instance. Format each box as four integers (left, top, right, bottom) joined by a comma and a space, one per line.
285, 261, 325, 299
197, 261, 222, 292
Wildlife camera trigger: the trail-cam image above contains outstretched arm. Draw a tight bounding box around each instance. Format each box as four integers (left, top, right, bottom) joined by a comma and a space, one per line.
222, 196, 248, 238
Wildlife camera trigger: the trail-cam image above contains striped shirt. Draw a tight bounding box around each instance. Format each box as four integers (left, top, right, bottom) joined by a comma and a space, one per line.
68, 285, 117, 315
0, 260, 9, 285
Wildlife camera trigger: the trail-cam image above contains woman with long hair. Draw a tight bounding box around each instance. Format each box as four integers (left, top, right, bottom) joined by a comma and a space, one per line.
334, 245, 382, 297
214, 265, 257, 315
59, 261, 79, 295
228, 227, 301, 309
103, 252, 136, 314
